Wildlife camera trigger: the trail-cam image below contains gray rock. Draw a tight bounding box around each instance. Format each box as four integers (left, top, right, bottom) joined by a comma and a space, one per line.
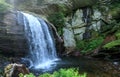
63, 28, 76, 47
74, 27, 86, 40
0, 11, 28, 56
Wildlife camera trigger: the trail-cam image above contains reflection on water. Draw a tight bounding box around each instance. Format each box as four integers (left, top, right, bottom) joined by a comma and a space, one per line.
30, 57, 120, 77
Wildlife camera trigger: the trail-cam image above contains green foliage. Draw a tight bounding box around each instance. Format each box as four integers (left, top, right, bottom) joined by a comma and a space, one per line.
115, 31, 120, 39
19, 68, 87, 77
76, 40, 86, 50
48, 12, 65, 26
102, 19, 120, 49
103, 40, 120, 49
58, 4, 67, 13
47, 12, 65, 35
19, 73, 35, 77
39, 73, 52, 77
76, 30, 105, 54
0, 0, 11, 12
82, 37, 103, 53
40, 68, 87, 77
110, 2, 120, 19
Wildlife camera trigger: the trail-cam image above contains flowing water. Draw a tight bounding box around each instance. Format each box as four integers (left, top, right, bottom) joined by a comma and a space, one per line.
18, 12, 59, 69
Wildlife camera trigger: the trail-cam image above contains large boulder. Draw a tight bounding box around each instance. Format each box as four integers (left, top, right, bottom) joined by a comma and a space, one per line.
0, 11, 28, 56
4, 63, 29, 77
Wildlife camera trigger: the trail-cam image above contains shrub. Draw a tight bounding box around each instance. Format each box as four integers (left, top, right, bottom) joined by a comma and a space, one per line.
39, 73, 51, 77
40, 68, 87, 77
19, 68, 87, 77
55, 68, 86, 77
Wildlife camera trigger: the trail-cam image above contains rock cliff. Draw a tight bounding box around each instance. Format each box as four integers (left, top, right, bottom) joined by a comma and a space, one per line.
0, 11, 27, 56
0, 0, 118, 55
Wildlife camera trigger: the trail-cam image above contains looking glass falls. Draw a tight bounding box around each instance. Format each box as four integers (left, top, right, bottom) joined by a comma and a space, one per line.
18, 12, 58, 69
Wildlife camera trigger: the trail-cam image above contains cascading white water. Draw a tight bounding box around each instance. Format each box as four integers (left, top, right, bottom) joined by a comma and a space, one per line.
19, 12, 58, 69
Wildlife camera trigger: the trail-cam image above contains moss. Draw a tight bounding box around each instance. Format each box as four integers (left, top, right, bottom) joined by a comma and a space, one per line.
103, 40, 120, 49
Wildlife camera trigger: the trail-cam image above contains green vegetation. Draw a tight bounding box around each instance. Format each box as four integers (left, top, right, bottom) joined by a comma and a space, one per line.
103, 40, 120, 49
109, 1, 120, 19
102, 19, 120, 49
0, 0, 11, 12
19, 68, 87, 77
76, 40, 86, 50
103, 30, 120, 49
19, 73, 35, 77
76, 36, 104, 54
47, 12, 65, 35
115, 32, 120, 39
58, 4, 68, 14
82, 37, 104, 53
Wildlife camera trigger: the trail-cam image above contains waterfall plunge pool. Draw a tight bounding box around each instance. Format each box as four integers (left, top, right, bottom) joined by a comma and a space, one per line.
28, 56, 120, 77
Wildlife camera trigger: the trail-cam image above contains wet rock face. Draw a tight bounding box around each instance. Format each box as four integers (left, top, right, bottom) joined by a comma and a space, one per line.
0, 11, 28, 56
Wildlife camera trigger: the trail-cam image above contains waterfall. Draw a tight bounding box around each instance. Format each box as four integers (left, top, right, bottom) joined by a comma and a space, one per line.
19, 12, 58, 69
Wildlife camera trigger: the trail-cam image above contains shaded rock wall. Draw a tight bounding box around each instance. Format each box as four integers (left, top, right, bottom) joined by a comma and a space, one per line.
0, 11, 28, 56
